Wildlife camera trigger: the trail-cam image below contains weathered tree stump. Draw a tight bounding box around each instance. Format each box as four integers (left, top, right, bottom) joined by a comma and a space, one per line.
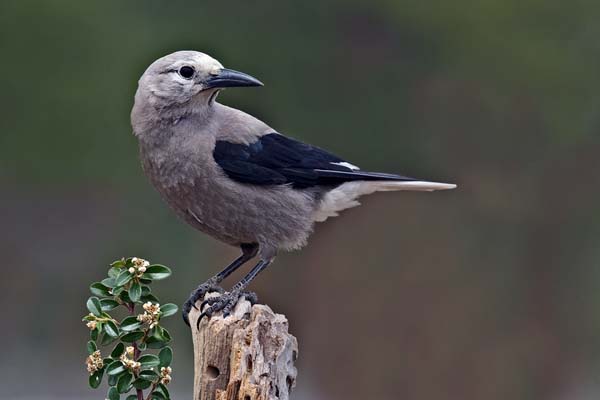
189, 293, 298, 400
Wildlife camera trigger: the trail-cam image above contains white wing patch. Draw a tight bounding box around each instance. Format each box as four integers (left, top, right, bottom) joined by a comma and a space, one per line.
331, 161, 360, 170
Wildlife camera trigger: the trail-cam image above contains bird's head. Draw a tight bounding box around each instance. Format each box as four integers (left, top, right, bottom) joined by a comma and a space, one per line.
136, 50, 263, 106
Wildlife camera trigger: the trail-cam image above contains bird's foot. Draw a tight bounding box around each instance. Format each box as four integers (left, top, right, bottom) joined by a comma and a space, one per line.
182, 280, 225, 327
196, 290, 258, 329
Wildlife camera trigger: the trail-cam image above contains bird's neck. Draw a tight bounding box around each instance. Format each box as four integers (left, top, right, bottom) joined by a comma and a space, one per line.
132, 90, 218, 140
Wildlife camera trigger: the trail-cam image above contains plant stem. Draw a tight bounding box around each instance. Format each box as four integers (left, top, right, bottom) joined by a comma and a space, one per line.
145, 382, 158, 400
128, 302, 145, 400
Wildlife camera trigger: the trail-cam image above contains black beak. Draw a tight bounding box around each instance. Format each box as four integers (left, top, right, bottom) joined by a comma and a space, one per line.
204, 68, 263, 89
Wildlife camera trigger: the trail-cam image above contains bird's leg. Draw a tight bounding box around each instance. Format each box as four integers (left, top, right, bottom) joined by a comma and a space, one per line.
196, 258, 272, 328
182, 243, 258, 326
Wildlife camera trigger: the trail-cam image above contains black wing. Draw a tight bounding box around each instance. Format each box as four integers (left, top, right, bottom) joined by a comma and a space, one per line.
213, 133, 415, 189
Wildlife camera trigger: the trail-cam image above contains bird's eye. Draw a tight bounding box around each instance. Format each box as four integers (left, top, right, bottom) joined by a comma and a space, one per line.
178, 66, 195, 79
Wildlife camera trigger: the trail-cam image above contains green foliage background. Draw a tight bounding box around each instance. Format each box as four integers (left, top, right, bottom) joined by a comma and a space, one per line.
1, 1, 599, 399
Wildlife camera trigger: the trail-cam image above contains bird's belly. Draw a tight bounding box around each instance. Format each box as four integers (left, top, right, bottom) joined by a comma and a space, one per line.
162, 178, 317, 253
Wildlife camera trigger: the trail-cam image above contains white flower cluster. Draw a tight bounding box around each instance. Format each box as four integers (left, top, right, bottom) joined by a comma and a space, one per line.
85, 313, 99, 330
160, 366, 172, 385
85, 350, 103, 374
120, 346, 141, 373
129, 257, 150, 277
137, 302, 161, 328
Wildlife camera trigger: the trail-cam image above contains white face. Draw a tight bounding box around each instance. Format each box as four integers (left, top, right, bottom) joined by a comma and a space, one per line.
140, 51, 224, 103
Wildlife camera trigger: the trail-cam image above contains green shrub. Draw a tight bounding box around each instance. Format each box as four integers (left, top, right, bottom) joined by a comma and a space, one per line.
83, 257, 177, 400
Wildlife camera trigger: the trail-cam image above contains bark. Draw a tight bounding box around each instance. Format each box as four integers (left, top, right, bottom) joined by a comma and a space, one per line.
189, 293, 298, 400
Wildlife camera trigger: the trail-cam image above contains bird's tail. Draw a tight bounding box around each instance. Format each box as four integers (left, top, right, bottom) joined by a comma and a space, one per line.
365, 180, 457, 192
314, 180, 456, 222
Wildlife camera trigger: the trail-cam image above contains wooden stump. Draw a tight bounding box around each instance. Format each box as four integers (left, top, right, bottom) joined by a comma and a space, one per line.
189, 293, 298, 400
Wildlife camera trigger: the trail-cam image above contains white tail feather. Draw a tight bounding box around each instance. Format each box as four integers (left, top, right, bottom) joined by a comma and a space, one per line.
365, 180, 457, 192
314, 180, 456, 222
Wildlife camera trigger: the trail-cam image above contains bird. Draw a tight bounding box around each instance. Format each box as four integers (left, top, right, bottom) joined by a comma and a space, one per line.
130, 50, 456, 328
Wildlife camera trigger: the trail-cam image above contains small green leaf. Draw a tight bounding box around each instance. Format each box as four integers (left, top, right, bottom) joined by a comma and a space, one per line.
140, 293, 160, 303
145, 327, 171, 348
137, 342, 147, 351
157, 383, 170, 400
139, 369, 159, 380
107, 386, 120, 400
90, 327, 99, 341
120, 316, 142, 332
108, 373, 118, 386
90, 282, 112, 297
112, 286, 125, 296
152, 391, 167, 400
101, 332, 118, 346
138, 354, 160, 368
117, 371, 134, 393
87, 340, 97, 355
107, 360, 126, 376
89, 369, 104, 389
111, 343, 125, 359
86, 297, 103, 316
106, 360, 125, 376
146, 337, 166, 348
101, 299, 120, 311
111, 259, 126, 268
146, 338, 168, 349
126, 395, 138, 400
121, 331, 144, 343
129, 281, 142, 303
104, 320, 120, 337
159, 304, 178, 318
143, 264, 172, 280
115, 270, 133, 287
117, 289, 129, 303
158, 347, 172, 367
132, 377, 153, 389
101, 277, 117, 288
160, 327, 172, 342
109, 267, 122, 277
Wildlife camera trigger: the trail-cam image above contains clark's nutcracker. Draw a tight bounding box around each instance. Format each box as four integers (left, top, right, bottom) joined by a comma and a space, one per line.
131, 51, 456, 327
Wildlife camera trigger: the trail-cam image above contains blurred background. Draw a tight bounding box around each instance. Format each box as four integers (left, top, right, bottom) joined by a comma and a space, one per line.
1, 0, 600, 399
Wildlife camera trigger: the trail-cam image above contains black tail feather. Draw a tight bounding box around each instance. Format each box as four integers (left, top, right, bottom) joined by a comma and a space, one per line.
313, 169, 417, 183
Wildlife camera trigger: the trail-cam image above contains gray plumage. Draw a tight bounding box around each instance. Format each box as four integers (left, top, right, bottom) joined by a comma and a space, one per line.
131, 51, 455, 323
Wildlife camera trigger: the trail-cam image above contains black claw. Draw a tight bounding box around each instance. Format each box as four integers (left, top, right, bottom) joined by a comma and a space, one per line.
199, 300, 208, 311
182, 280, 225, 327
196, 303, 218, 328
222, 305, 234, 317
182, 304, 192, 327
196, 310, 209, 329
194, 290, 241, 327
199, 296, 220, 311
241, 291, 258, 304
192, 290, 261, 328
